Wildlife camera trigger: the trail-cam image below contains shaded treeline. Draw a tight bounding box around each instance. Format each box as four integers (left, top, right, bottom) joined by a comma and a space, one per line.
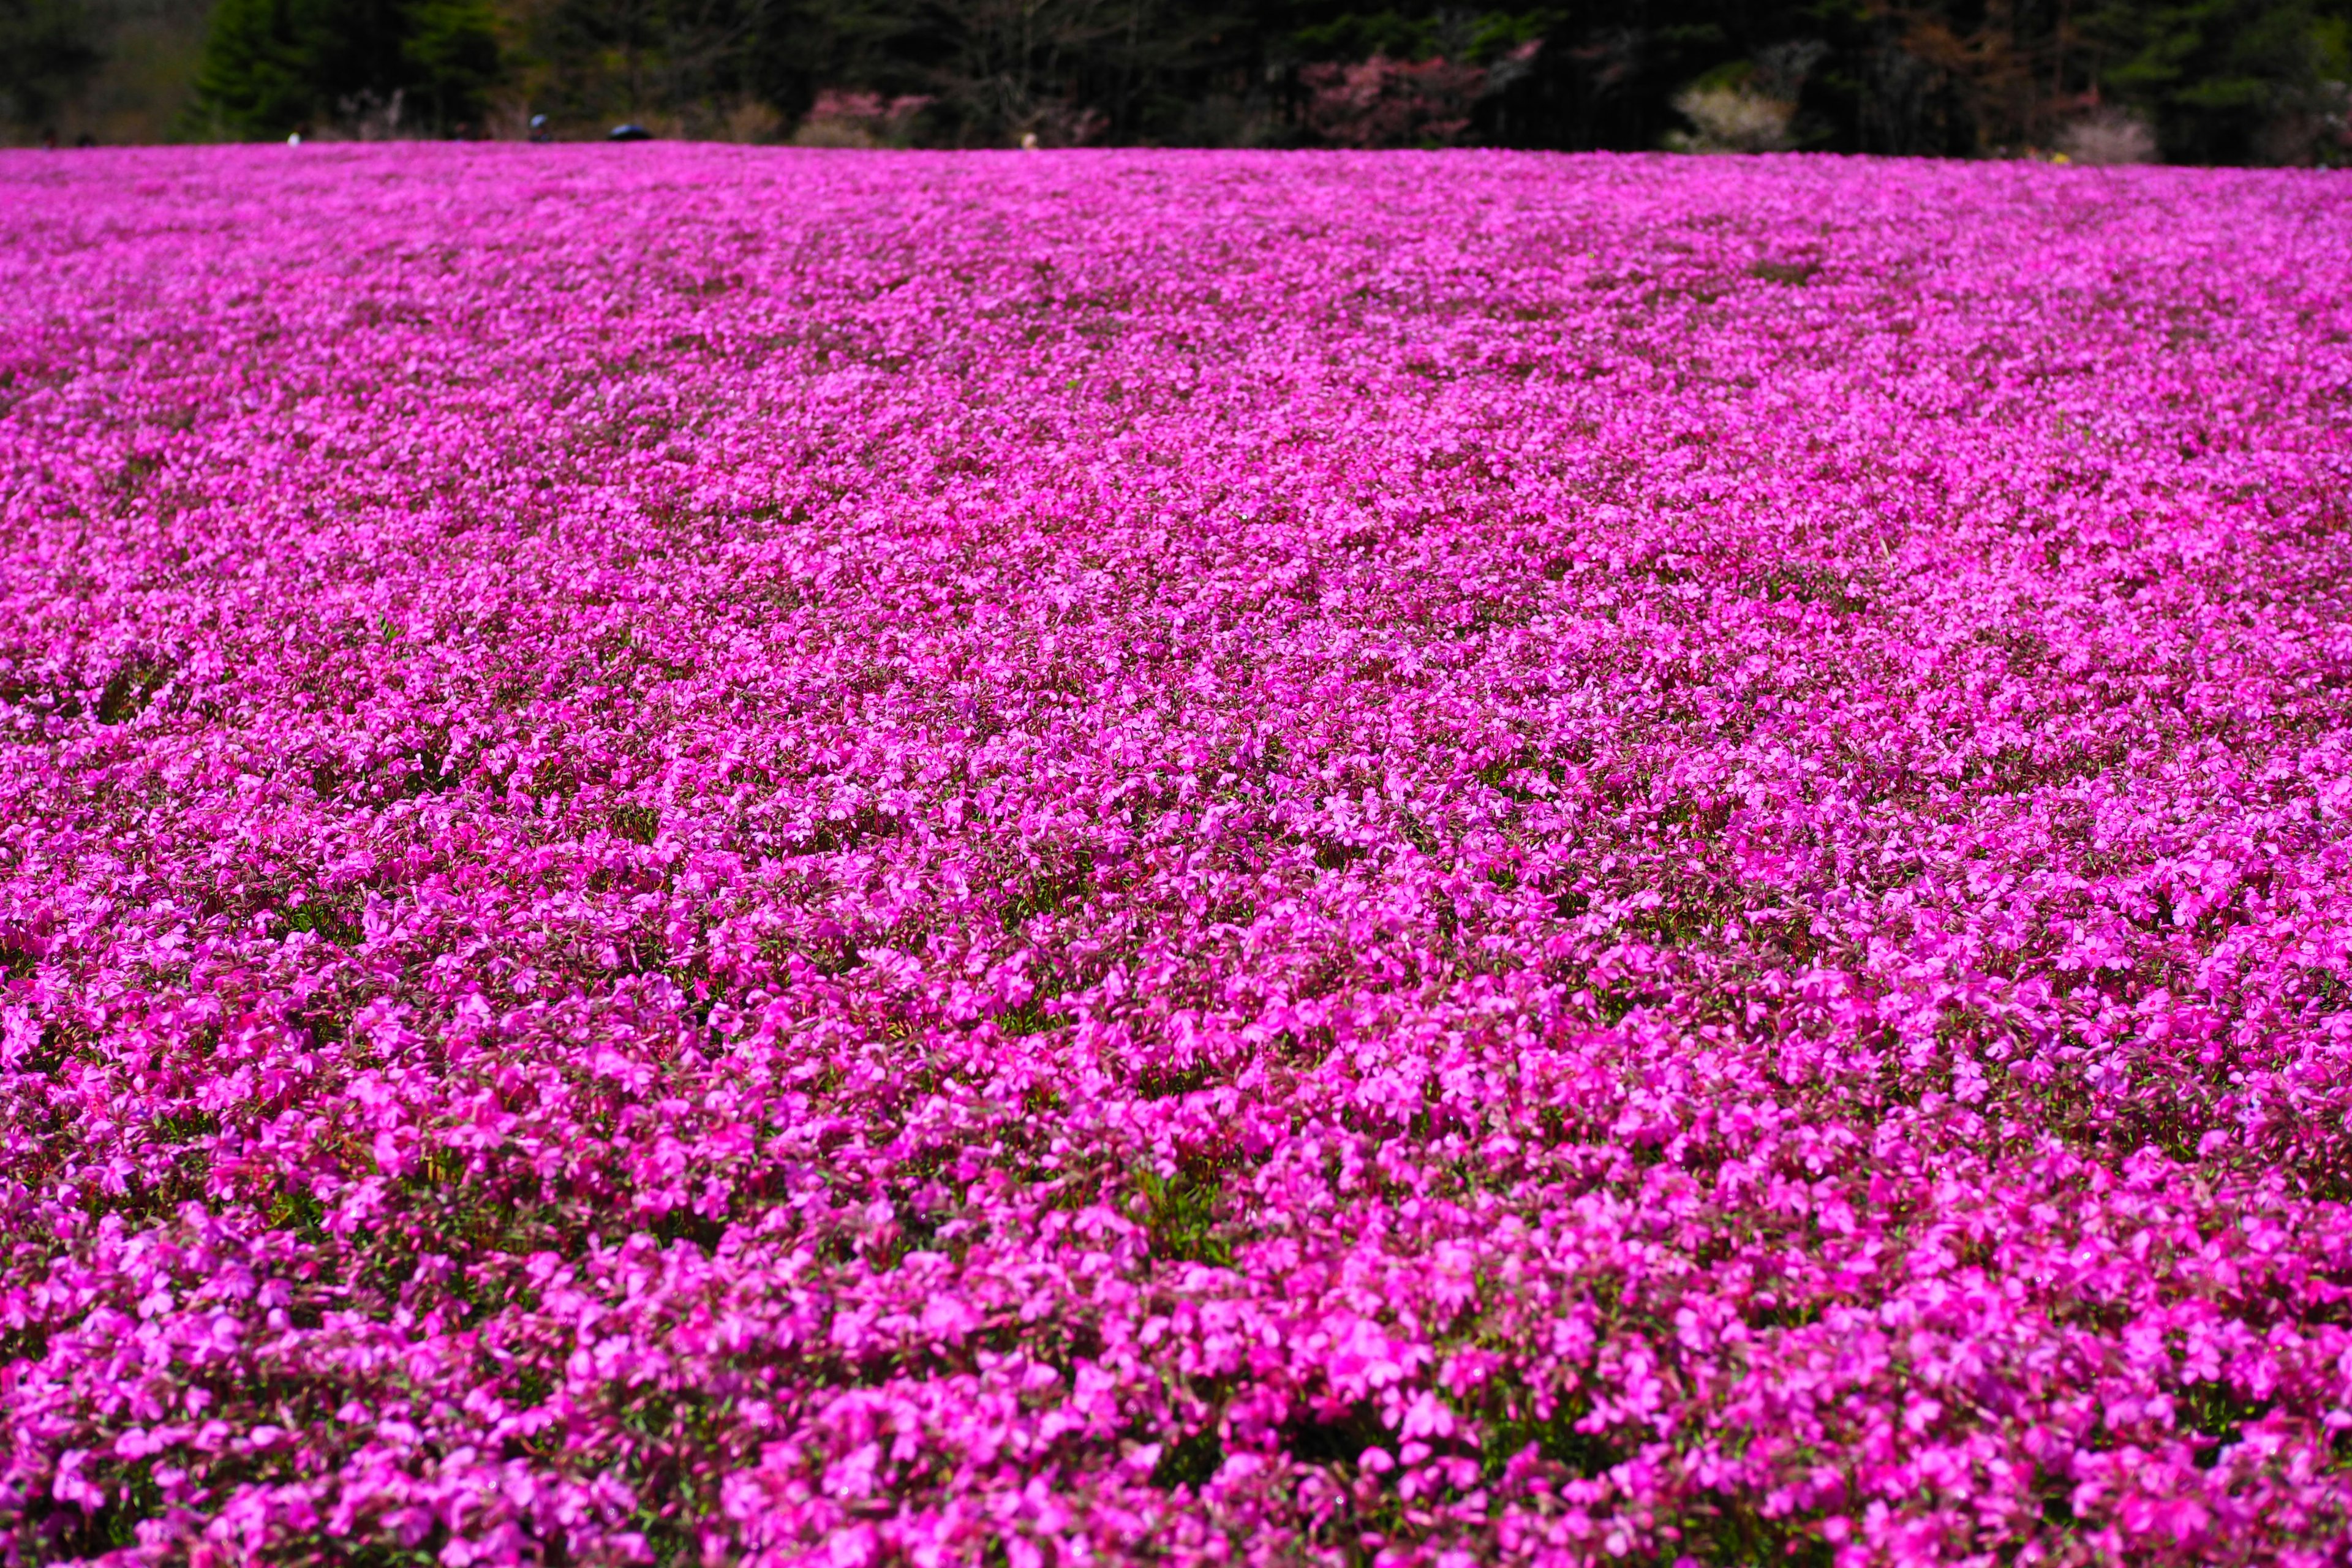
6, 0, 2349, 162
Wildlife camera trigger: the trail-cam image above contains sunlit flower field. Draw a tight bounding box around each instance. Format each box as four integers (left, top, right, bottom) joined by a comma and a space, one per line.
4, 144, 2351, 1567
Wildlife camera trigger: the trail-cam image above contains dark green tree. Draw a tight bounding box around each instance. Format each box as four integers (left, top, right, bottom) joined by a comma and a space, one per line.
514, 0, 799, 128
405, 0, 507, 127
190, 0, 332, 133
179, 0, 2352, 159
192, 0, 503, 136
2087, 0, 2351, 160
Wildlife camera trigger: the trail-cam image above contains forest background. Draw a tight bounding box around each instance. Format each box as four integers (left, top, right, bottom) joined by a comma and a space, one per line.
4, 0, 2350, 166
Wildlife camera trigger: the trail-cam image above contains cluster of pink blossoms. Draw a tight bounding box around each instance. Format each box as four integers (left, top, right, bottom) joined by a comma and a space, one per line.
2, 144, 2351, 1566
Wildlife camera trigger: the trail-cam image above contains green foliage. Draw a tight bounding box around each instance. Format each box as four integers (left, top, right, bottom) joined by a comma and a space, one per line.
52, 0, 2352, 157
191, 0, 503, 137
610, 802, 662, 844
404, 0, 505, 124
1139, 1161, 1232, 1266
95, 656, 171, 725
514, 0, 775, 126
194, 0, 391, 134
1286, 8, 1562, 67
1148, 1425, 1224, 1490
2089, 0, 2352, 162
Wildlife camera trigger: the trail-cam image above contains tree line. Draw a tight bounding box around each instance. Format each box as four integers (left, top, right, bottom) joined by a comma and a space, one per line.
6, 0, 2348, 163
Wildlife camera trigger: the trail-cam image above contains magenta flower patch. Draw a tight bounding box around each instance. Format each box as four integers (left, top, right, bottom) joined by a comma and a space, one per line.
3, 143, 2351, 1566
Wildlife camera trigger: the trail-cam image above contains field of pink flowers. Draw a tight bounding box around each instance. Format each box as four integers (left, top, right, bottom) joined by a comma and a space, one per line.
2, 144, 2351, 1567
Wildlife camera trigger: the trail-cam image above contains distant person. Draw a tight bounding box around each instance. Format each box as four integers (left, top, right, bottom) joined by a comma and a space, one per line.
529, 115, 551, 143
41, 128, 58, 150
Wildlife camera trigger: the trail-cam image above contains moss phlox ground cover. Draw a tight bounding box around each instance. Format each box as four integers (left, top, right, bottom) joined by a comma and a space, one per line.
3, 145, 2352, 1566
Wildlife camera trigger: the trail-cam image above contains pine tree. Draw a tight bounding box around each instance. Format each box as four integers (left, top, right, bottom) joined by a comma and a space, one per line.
190, 0, 324, 134
190, 0, 501, 137
2087, 0, 2351, 162
404, 0, 505, 127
